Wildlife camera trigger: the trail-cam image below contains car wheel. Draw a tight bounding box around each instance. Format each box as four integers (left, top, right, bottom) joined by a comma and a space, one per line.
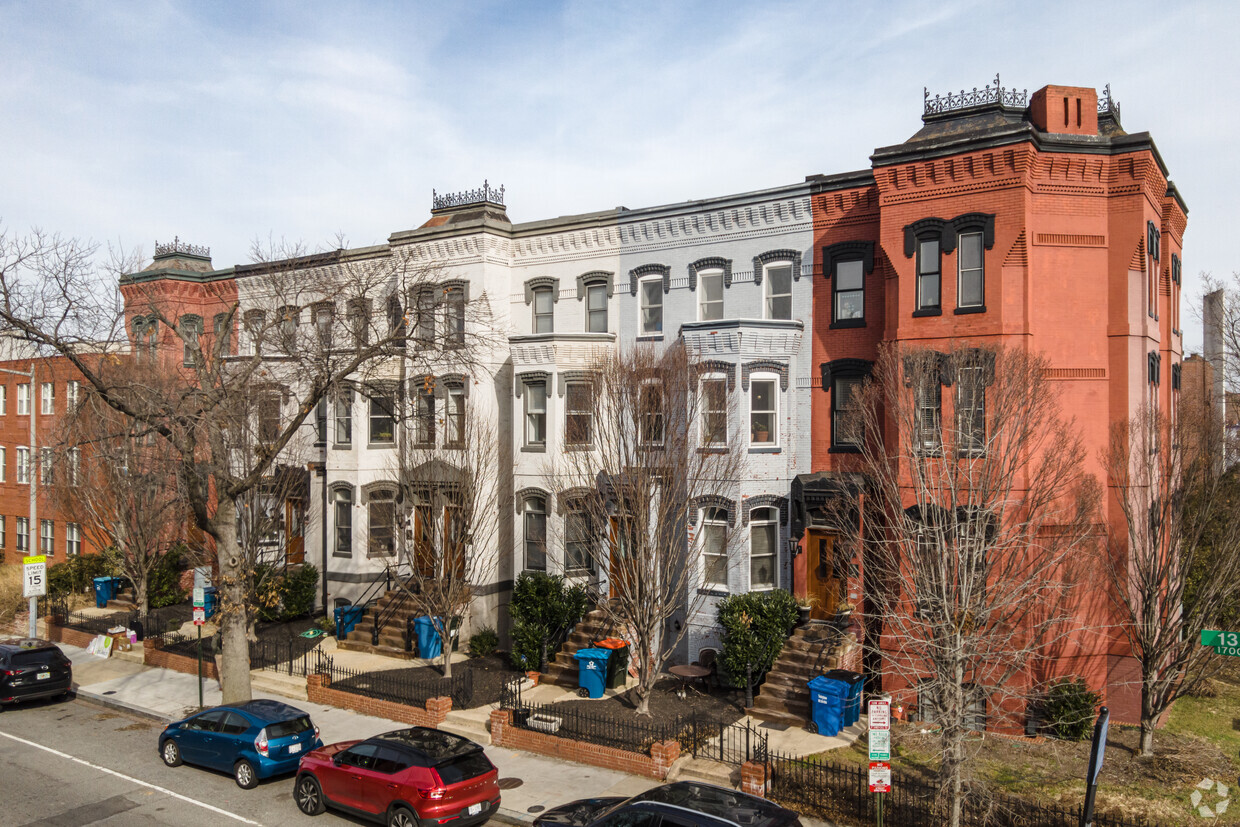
295, 774, 326, 816
234, 758, 258, 790
161, 740, 182, 767
388, 805, 419, 827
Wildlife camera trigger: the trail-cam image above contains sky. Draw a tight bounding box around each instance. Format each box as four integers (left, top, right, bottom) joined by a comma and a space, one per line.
2, 0, 1236, 351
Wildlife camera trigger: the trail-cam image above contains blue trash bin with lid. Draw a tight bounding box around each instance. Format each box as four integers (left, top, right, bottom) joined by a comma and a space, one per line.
93, 577, 112, 608
415, 616, 443, 659
334, 605, 364, 639
574, 648, 611, 698
825, 669, 866, 727
202, 587, 219, 620
807, 674, 849, 735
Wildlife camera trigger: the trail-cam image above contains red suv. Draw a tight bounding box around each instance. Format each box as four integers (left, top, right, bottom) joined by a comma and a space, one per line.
294, 726, 500, 827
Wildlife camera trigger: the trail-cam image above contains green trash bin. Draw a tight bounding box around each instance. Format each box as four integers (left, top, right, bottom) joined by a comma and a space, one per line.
594, 638, 630, 689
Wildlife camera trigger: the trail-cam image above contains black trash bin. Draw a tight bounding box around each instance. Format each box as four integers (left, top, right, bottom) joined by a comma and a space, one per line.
824, 669, 866, 727
593, 638, 630, 689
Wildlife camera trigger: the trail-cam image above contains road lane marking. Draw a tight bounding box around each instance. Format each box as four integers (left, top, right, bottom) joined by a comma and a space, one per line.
0, 729, 263, 825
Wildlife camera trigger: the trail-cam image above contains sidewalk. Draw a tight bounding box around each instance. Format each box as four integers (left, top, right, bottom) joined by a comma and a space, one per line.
62, 642, 659, 823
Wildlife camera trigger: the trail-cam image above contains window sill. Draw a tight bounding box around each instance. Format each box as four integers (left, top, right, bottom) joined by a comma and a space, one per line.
954, 305, 986, 315
697, 446, 729, 455
331, 444, 354, 451
564, 443, 593, 452
956, 450, 987, 459
829, 319, 866, 330
697, 588, 729, 598
367, 442, 396, 450
332, 551, 352, 558
413, 441, 435, 449
748, 445, 781, 454
828, 445, 861, 454
521, 445, 547, 453
637, 334, 664, 342
912, 308, 942, 318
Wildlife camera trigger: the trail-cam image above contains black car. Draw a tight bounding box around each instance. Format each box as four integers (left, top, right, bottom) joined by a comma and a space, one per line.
533, 781, 802, 827
0, 638, 73, 707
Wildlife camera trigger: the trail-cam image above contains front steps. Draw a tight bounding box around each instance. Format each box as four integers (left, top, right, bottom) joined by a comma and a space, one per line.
747, 621, 856, 728
543, 607, 621, 689
338, 582, 422, 658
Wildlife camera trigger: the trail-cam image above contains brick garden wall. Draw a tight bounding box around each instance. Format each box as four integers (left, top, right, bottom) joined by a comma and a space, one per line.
488, 709, 680, 780
306, 673, 451, 728
143, 637, 218, 680
45, 621, 97, 649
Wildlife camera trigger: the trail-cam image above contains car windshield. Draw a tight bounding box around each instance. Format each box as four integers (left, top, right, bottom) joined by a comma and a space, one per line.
10, 649, 63, 667
633, 783, 791, 827
266, 716, 313, 739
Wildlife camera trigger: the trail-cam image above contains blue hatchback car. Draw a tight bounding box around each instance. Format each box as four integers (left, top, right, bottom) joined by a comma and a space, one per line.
159, 700, 323, 789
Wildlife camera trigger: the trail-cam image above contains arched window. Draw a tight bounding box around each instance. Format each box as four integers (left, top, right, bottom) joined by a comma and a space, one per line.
331, 485, 354, 556
367, 488, 397, 557
750, 507, 778, 590
523, 496, 547, 572
701, 507, 729, 591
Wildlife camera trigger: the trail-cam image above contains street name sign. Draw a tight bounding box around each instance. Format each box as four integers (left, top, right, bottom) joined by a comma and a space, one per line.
869, 762, 892, 793
1200, 630, 1240, 657
22, 555, 46, 598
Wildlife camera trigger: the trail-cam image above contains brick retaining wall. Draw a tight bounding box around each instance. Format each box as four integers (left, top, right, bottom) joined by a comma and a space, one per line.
306, 673, 451, 727
488, 709, 680, 780
45, 622, 98, 649
143, 637, 218, 679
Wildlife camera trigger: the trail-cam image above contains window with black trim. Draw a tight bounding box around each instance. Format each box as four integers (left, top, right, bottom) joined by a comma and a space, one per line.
956, 365, 985, 455
565, 382, 593, 447
1147, 221, 1160, 320
832, 375, 862, 450
523, 496, 547, 571
916, 379, 942, 454
834, 259, 864, 323
701, 377, 727, 448
525, 381, 547, 446
917, 237, 941, 312
333, 487, 353, 555
957, 232, 984, 309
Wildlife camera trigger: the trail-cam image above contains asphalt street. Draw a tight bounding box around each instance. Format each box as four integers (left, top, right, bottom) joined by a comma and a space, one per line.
0, 695, 510, 827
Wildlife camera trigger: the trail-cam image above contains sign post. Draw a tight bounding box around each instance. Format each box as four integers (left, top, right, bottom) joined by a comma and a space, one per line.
22, 555, 46, 639
193, 588, 206, 709
1080, 706, 1109, 827
868, 698, 892, 826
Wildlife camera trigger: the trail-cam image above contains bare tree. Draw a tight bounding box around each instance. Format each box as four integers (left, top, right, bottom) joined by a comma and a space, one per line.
387, 378, 499, 678
1101, 399, 1240, 756
0, 228, 496, 703
52, 382, 186, 614
549, 343, 746, 715
836, 344, 1099, 827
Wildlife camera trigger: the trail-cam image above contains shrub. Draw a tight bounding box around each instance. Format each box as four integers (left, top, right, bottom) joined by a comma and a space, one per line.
148, 548, 189, 609
468, 626, 499, 658
48, 554, 118, 597
717, 590, 799, 686
0, 566, 23, 627
508, 572, 589, 672
1042, 678, 1101, 740
315, 613, 336, 634
254, 564, 320, 622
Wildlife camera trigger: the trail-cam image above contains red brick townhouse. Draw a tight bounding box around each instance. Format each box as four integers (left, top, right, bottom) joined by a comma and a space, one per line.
792, 80, 1185, 728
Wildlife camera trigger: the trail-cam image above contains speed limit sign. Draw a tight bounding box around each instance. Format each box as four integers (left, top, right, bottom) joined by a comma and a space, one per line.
23, 555, 46, 598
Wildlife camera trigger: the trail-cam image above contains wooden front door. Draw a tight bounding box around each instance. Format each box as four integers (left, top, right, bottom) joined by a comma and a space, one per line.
806, 531, 838, 619
608, 516, 632, 603
285, 499, 305, 565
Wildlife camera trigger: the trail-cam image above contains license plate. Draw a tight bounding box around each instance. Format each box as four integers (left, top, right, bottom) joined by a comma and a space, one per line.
287, 742, 301, 754
36, 673, 50, 681
467, 803, 482, 816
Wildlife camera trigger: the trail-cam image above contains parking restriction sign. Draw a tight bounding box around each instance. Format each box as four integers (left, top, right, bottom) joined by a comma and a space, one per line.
869, 762, 892, 793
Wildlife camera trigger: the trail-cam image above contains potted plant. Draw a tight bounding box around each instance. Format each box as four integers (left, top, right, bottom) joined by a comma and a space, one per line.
795, 595, 817, 626
528, 712, 562, 734
752, 424, 770, 443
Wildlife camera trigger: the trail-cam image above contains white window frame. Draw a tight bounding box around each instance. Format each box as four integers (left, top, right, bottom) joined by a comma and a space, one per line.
66, 522, 81, 556
523, 497, 547, 572
40, 447, 52, 486
639, 382, 664, 447
639, 276, 663, 336
66, 380, 79, 410
67, 447, 80, 486
0, 385, 8, 415
40, 382, 54, 415
763, 262, 793, 321
334, 487, 353, 556
957, 231, 984, 309
525, 381, 547, 447
700, 375, 728, 448
749, 507, 778, 590
0, 446, 6, 482
17, 383, 30, 416
698, 269, 724, 321
564, 381, 593, 448
446, 387, 466, 447
335, 389, 353, 447
700, 508, 729, 591
749, 374, 779, 448
16, 446, 29, 484
586, 283, 608, 333
532, 286, 554, 334
0, 515, 6, 549
40, 518, 53, 556
16, 516, 28, 552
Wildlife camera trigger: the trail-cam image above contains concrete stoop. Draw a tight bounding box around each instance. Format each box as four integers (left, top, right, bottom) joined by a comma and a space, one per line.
250, 669, 310, 701
439, 708, 493, 745
665, 756, 740, 788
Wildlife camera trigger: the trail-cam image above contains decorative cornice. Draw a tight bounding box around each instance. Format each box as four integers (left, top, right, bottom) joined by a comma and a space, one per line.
687, 257, 733, 291
741, 360, 789, 392
154, 237, 210, 258
628, 264, 671, 296
741, 494, 789, 526
688, 495, 737, 527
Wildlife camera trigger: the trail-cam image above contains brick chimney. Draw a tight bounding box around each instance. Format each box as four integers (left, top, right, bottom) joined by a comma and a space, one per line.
1030, 85, 1099, 136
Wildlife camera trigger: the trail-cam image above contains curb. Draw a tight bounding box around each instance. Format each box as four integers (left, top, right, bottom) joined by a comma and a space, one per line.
495, 806, 537, 825
75, 687, 175, 725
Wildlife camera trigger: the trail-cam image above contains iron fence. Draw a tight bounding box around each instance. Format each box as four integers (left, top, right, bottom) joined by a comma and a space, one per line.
766, 750, 1175, 827
248, 635, 321, 677
51, 605, 175, 641
314, 653, 474, 710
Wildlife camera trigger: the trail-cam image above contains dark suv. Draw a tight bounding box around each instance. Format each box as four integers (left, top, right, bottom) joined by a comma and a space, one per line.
533, 781, 803, 827
0, 638, 73, 708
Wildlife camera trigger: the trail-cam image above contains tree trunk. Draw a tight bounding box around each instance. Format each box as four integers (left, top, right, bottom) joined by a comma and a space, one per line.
1140, 682, 1157, 757
135, 578, 149, 618
213, 497, 253, 704
634, 638, 652, 716
441, 628, 453, 678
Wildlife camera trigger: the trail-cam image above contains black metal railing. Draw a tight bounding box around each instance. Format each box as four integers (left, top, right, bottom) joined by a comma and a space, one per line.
499, 678, 766, 765
314, 652, 473, 709
924, 74, 1028, 116
249, 635, 321, 677
52, 606, 175, 641
766, 749, 1174, 827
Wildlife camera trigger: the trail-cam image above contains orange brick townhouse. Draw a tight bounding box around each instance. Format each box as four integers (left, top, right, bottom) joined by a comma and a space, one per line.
791, 80, 1185, 728
0, 337, 104, 564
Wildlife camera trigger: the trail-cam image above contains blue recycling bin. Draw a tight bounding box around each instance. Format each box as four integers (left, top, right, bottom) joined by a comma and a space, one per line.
334, 605, 364, 639
203, 587, 219, 620
574, 648, 610, 699
93, 577, 112, 608
807, 674, 849, 736
825, 669, 866, 727
415, 616, 443, 659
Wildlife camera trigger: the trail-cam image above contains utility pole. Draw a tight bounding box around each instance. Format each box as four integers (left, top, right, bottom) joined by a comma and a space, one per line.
0, 362, 39, 638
